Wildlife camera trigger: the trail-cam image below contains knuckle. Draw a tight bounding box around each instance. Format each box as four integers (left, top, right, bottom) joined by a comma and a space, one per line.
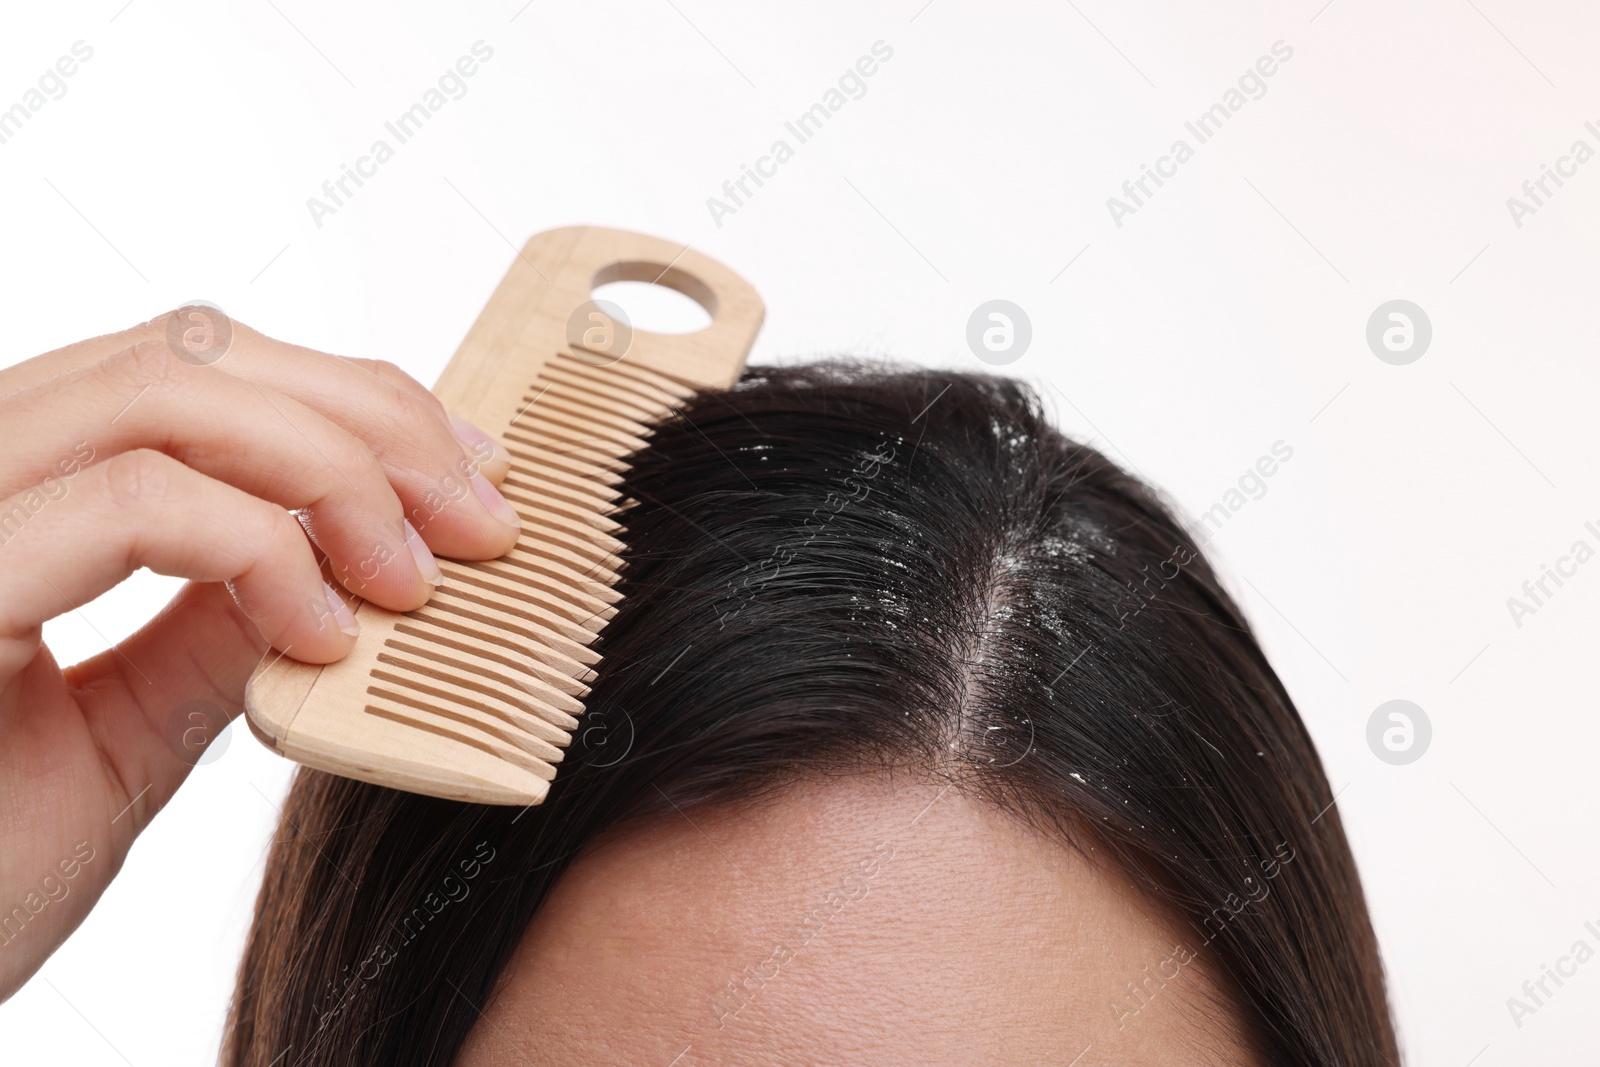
135, 306, 250, 340
102, 449, 175, 509
129, 307, 242, 370
369, 359, 447, 417
255, 499, 301, 558
221, 488, 298, 576
125, 314, 167, 347
366, 358, 411, 385
103, 338, 198, 395
391, 387, 447, 435
324, 426, 383, 485
365, 395, 450, 469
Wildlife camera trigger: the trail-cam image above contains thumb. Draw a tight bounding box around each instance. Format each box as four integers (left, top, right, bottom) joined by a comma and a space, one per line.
65, 579, 270, 835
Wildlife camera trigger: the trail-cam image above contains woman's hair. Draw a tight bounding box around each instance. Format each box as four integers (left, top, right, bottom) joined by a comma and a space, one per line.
224, 362, 1398, 1066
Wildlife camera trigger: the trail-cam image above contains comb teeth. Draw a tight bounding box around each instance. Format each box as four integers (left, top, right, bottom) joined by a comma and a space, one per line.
355, 351, 689, 788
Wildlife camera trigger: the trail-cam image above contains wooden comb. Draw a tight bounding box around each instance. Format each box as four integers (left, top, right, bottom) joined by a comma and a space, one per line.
243, 226, 764, 805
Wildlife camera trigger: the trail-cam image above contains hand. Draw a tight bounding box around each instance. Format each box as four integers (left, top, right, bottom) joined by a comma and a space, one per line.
0, 308, 523, 1002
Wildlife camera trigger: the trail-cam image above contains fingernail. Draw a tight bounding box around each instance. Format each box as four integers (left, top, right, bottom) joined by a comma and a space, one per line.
324, 582, 360, 636
404, 520, 443, 586
472, 470, 522, 528
449, 414, 513, 468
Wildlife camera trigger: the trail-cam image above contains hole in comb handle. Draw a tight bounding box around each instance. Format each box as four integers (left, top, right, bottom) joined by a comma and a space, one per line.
592, 258, 719, 333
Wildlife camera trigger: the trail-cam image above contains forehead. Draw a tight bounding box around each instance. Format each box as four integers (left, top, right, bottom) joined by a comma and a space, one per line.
453, 772, 1252, 1066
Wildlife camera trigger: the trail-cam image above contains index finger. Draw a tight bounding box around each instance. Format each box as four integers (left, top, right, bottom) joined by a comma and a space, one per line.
4, 311, 521, 560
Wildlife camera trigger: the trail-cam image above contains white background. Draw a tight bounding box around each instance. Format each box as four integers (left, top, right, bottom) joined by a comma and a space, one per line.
2, 1, 1597, 1063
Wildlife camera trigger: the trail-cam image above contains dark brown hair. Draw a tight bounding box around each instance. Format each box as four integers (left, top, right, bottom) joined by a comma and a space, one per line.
225, 362, 1398, 1065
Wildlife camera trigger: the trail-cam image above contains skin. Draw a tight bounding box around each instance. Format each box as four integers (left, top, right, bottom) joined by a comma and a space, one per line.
455, 772, 1259, 1066
0, 310, 521, 1001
